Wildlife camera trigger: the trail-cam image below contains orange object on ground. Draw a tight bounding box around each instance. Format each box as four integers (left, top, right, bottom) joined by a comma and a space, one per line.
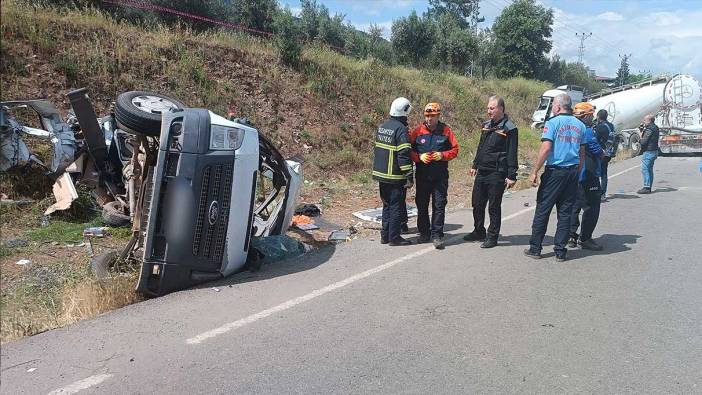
292, 215, 314, 226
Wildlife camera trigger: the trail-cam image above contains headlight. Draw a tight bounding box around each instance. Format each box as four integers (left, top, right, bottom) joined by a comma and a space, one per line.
209, 125, 245, 151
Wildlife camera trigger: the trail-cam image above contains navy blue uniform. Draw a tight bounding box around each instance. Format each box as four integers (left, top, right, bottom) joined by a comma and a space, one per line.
528, 114, 586, 257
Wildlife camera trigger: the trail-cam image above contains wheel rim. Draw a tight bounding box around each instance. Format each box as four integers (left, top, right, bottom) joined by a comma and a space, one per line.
131, 95, 179, 115
631, 138, 641, 154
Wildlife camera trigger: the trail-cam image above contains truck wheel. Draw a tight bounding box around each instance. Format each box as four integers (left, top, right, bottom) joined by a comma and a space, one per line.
102, 201, 131, 227
115, 91, 186, 137
629, 134, 642, 156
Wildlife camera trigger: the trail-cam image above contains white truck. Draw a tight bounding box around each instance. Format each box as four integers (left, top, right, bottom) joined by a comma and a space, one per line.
531, 74, 702, 155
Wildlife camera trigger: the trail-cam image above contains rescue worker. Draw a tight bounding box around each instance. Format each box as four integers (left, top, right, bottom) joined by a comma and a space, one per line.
373, 97, 414, 246
524, 94, 586, 262
637, 114, 659, 194
569, 102, 604, 251
410, 102, 459, 249
464, 96, 518, 248
594, 109, 616, 201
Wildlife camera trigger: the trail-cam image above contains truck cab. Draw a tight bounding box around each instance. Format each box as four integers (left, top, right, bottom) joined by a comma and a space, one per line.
531, 85, 585, 129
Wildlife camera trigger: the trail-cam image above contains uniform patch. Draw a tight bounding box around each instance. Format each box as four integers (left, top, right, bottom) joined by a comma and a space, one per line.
420, 138, 426, 144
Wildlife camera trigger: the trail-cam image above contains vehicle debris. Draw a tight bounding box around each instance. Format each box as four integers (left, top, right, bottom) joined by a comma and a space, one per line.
2, 88, 305, 296
15, 259, 31, 266
294, 203, 321, 217
250, 235, 308, 264
328, 229, 351, 241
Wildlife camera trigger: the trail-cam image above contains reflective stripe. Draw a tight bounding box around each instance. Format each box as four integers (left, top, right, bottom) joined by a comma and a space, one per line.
375, 142, 410, 151
399, 164, 412, 171
388, 150, 394, 175
372, 171, 406, 180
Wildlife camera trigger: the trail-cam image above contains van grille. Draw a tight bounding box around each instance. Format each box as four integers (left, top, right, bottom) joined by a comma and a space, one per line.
192, 163, 233, 264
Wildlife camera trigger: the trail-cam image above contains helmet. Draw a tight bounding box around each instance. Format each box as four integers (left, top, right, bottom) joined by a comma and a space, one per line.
389, 97, 412, 117
573, 102, 595, 118
423, 102, 441, 117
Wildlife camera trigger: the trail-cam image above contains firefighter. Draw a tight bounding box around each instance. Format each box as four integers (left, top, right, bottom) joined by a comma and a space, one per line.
464, 96, 518, 248
410, 103, 459, 249
373, 97, 414, 246
569, 102, 604, 251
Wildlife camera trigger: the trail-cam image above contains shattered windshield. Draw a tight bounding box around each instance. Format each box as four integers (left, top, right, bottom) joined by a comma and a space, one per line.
537, 97, 551, 111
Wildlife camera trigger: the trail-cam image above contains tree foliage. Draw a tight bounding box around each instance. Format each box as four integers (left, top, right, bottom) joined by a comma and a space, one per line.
492, 0, 553, 78
427, 0, 481, 28
616, 55, 631, 86
391, 11, 435, 68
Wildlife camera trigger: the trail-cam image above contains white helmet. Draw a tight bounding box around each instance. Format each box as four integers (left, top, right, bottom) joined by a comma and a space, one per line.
389, 97, 412, 117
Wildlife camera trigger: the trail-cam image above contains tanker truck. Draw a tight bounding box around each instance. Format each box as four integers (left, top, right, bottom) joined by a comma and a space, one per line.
531, 74, 702, 155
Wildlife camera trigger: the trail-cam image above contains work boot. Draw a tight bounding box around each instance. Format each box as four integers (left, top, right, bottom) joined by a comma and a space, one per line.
600, 194, 608, 203
380, 237, 388, 245
555, 254, 567, 262
580, 239, 603, 251
417, 234, 431, 244
523, 249, 542, 259
637, 187, 651, 194
388, 237, 412, 246
463, 231, 486, 242
568, 234, 579, 248
432, 237, 445, 250
401, 223, 410, 234
480, 239, 497, 249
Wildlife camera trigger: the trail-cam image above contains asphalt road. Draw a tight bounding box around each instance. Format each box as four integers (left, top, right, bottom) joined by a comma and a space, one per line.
2, 156, 701, 394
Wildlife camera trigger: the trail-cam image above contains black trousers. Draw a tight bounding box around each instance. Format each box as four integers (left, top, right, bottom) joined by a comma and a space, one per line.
400, 188, 408, 228
471, 178, 506, 240
569, 181, 601, 242
528, 167, 578, 255
379, 182, 405, 242
415, 176, 448, 239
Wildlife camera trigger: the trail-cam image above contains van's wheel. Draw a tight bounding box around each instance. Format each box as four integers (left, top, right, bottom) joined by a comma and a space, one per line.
115, 91, 186, 137
102, 201, 131, 227
629, 134, 642, 156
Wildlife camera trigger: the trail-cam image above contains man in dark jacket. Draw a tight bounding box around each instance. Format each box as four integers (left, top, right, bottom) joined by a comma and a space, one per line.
594, 109, 616, 201
464, 96, 518, 248
569, 102, 604, 251
637, 114, 660, 194
410, 102, 459, 249
373, 97, 414, 246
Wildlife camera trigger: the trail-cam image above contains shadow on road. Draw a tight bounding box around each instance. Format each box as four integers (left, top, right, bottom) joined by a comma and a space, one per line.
565, 233, 642, 261
608, 193, 641, 200
202, 243, 337, 288
653, 187, 678, 193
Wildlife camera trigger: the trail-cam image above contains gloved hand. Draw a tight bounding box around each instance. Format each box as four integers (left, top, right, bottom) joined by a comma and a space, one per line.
431, 152, 442, 161
419, 152, 433, 164
404, 175, 414, 189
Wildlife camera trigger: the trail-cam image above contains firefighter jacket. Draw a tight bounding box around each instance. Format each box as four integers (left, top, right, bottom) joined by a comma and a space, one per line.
410, 121, 459, 180
372, 116, 413, 184
472, 116, 519, 181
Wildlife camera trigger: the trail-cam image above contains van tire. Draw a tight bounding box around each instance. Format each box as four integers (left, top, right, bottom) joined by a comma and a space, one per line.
115, 91, 186, 136
102, 201, 131, 227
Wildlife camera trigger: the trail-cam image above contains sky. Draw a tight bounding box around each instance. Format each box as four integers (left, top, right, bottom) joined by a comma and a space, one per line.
278, 0, 702, 77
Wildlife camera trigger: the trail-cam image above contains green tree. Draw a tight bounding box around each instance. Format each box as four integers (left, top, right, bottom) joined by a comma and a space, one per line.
366, 24, 395, 64
150, 0, 233, 31
492, 0, 553, 78
299, 0, 320, 41
273, 8, 303, 68
316, 5, 346, 49
427, 0, 481, 28
229, 0, 278, 32
616, 55, 631, 86
475, 28, 496, 78
391, 11, 434, 67
430, 13, 477, 73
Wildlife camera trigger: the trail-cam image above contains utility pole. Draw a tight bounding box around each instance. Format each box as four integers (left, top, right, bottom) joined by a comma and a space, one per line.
576, 32, 592, 64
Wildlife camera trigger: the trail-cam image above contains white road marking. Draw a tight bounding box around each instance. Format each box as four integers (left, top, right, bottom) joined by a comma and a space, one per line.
186, 163, 642, 345
608, 164, 640, 179
47, 374, 113, 395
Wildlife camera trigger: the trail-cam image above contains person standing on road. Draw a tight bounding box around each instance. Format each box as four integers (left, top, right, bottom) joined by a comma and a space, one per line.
463, 96, 518, 249
594, 109, 616, 201
373, 97, 415, 246
569, 102, 604, 251
637, 114, 660, 194
410, 102, 459, 249
524, 94, 586, 262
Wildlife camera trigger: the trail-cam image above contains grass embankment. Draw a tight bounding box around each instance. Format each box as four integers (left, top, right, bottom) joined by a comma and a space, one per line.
0, 1, 550, 342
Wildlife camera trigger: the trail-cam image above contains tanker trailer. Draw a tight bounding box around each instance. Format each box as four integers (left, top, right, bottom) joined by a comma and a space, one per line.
656, 74, 702, 155
586, 76, 670, 155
